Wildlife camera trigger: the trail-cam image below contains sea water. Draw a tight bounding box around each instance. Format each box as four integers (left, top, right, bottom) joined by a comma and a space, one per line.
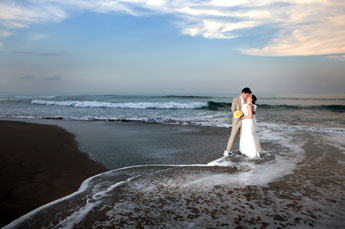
1, 94, 345, 228
1, 94, 345, 130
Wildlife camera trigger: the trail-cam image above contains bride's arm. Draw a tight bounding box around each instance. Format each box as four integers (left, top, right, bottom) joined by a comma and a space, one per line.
241, 104, 253, 119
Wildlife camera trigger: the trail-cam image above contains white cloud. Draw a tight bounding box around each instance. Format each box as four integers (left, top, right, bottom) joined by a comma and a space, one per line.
244, 13, 345, 56
0, 1, 66, 28
180, 19, 259, 39
0, 30, 13, 37
1, 0, 345, 56
2, 21, 28, 29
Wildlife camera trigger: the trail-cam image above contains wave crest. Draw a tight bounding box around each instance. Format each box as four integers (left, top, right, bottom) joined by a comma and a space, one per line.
31, 100, 207, 109
31, 99, 345, 112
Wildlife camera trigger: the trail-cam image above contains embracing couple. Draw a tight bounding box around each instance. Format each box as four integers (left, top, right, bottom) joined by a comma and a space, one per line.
224, 87, 262, 159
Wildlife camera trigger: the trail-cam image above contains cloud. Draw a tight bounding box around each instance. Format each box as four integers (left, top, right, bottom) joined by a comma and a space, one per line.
12, 50, 67, 56
243, 4, 345, 56
18, 74, 63, 81
19, 75, 35, 80
43, 75, 62, 81
0, 30, 13, 37
1, 0, 345, 56
0, 1, 66, 28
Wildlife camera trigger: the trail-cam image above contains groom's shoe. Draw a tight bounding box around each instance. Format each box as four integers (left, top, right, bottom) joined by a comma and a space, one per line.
223, 150, 231, 157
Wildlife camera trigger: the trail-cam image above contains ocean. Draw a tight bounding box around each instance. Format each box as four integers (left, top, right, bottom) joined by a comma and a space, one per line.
1, 94, 345, 131
1, 94, 345, 228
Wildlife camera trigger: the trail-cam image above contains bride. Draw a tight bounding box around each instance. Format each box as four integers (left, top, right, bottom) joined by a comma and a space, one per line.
239, 94, 262, 159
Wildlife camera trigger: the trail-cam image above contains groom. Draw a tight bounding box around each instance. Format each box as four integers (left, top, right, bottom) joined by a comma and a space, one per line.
224, 87, 252, 156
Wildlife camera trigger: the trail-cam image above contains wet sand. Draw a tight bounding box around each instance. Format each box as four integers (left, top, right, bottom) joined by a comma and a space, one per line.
7, 119, 234, 169
2, 119, 345, 228
0, 121, 108, 227
6, 134, 345, 228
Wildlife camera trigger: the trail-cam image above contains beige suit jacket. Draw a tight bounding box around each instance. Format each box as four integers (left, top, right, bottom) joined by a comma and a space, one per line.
226, 96, 245, 151
231, 96, 243, 126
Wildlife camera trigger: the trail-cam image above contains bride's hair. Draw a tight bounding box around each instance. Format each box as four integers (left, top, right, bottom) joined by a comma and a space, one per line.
251, 94, 257, 104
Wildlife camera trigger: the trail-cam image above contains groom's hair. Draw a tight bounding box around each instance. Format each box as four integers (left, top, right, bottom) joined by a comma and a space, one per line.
241, 87, 252, 94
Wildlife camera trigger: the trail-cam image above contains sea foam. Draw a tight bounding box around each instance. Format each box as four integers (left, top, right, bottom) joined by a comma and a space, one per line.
205, 126, 305, 188
31, 100, 207, 109
8, 114, 345, 136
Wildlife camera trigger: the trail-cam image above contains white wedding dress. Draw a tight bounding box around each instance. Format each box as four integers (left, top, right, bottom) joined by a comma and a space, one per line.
239, 103, 262, 159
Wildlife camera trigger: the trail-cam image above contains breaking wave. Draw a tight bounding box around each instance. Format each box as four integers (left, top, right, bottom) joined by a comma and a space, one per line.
31, 99, 345, 112
31, 100, 208, 109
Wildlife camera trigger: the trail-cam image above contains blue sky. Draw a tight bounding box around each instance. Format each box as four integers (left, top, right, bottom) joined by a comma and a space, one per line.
0, 0, 345, 95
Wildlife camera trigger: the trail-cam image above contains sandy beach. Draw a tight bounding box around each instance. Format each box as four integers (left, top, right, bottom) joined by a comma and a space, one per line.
0, 121, 107, 227
1, 119, 345, 228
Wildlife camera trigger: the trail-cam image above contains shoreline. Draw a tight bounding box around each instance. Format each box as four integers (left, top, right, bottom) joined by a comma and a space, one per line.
0, 120, 108, 227
5, 118, 232, 169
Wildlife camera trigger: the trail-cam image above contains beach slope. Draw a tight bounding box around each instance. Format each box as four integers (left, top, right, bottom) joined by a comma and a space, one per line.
0, 121, 107, 227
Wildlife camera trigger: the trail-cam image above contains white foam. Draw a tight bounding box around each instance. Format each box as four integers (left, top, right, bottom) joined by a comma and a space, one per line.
13, 115, 36, 119
188, 152, 301, 188
199, 126, 306, 188
38, 95, 56, 99
2, 164, 209, 228
55, 175, 143, 229
8, 114, 232, 128
2, 188, 85, 229
10, 111, 345, 136
55, 200, 101, 229
258, 122, 345, 135
2, 166, 132, 229
324, 134, 345, 154
92, 176, 140, 200
31, 100, 207, 109
207, 154, 234, 166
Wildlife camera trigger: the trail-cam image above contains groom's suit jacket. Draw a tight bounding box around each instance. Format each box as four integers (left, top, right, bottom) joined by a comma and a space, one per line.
231, 96, 243, 126
226, 96, 245, 151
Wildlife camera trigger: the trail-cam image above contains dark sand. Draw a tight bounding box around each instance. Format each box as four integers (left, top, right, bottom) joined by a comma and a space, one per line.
0, 121, 107, 227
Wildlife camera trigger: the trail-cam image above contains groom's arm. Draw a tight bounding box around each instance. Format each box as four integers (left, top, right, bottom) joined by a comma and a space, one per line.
231, 97, 237, 113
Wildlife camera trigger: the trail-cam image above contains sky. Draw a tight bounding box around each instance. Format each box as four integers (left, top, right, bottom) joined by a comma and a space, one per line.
0, 0, 345, 95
